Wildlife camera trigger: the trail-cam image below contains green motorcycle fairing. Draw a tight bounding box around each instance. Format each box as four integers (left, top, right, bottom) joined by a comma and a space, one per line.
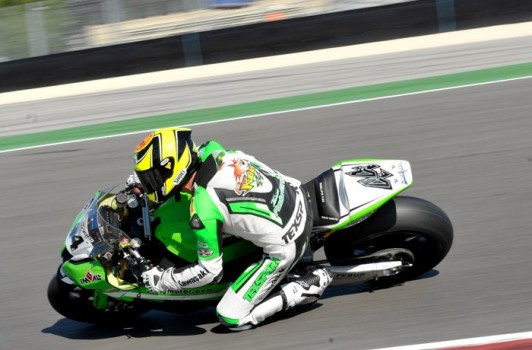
153, 191, 259, 264
60, 190, 260, 305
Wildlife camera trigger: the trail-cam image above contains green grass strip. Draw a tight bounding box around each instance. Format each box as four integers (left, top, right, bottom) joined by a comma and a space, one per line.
1, 61, 531, 152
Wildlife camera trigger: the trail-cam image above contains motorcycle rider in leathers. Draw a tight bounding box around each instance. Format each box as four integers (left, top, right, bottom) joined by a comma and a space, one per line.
135, 127, 332, 331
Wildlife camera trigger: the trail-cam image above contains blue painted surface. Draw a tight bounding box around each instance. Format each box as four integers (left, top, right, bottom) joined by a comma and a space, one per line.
436, 0, 457, 32
182, 32, 203, 66
210, 0, 252, 8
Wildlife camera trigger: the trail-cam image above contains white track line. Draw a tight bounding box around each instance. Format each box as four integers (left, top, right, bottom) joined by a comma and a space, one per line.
1, 74, 531, 155
372, 331, 532, 350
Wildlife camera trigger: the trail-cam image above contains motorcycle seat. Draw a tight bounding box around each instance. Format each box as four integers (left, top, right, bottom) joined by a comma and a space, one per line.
303, 168, 345, 228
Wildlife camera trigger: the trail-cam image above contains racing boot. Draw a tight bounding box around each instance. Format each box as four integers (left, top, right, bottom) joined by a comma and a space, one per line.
230, 267, 332, 330
281, 266, 332, 309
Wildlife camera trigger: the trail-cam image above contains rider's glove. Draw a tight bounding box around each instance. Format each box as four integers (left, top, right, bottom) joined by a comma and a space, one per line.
125, 173, 141, 189
141, 266, 166, 293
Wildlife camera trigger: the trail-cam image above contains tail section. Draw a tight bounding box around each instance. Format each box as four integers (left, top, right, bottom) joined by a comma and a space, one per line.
305, 159, 413, 231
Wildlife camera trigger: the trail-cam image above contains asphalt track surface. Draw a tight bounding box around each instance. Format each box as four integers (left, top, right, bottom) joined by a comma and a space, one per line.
1, 40, 532, 350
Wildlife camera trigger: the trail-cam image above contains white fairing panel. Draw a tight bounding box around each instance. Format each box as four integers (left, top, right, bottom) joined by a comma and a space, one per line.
332, 160, 413, 227
66, 218, 94, 261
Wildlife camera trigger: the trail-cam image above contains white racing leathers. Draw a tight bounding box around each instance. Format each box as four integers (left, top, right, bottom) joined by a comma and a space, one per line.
153, 146, 331, 329
190, 148, 329, 329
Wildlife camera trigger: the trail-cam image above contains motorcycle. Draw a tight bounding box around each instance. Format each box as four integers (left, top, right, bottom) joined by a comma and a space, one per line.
47, 159, 453, 325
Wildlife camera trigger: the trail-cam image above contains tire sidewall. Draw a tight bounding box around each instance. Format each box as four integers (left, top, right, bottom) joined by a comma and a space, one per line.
323, 196, 453, 281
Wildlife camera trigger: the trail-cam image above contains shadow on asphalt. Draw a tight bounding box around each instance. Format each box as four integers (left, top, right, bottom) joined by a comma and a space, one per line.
322, 268, 440, 299
42, 269, 439, 338
42, 308, 215, 339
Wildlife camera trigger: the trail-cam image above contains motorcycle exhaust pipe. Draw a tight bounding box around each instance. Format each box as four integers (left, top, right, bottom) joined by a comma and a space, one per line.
322, 261, 411, 286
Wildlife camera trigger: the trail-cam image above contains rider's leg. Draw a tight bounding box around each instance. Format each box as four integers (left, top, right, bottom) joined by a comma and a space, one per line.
216, 235, 332, 330
240, 266, 332, 328
216, 241, 299, 330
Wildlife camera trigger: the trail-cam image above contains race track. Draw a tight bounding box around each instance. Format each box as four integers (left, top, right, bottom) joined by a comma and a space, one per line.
1, 38, 532, 349
2, 34, 532, 137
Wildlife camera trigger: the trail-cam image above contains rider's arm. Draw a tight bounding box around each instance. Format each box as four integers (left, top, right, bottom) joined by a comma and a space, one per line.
191, 186, 225, 277
157, 187, 224, 291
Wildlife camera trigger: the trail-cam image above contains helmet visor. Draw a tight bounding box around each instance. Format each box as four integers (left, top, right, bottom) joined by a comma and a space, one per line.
136, 167, 168, 194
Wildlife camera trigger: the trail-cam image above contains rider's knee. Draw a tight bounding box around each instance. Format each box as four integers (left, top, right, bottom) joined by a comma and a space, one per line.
216, 287, 253, 327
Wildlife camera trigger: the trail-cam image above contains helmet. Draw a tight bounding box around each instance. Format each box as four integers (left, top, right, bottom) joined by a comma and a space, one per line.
134, 127, 198, 203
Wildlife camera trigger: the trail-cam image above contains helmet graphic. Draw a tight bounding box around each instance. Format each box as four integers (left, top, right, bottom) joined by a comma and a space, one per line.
134, 128, 198, 202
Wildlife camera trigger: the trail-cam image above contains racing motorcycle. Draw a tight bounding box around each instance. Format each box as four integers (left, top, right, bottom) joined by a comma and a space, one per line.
47, 159, 453, 325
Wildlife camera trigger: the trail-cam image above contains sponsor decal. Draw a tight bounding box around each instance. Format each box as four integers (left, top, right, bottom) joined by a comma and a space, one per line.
163, 288, 215, 295
80, 269, 102, 284
335, 272, 367, 279
351, 211, 375, 225
80, 227, 94, 243
296, 280, 310, 288
345, 164, 393, 190
244, 259, 280, 302
229, 158, 264, 196
198, 248, 213, 258
135, 132, 154, 152
397, 161, 409, 185
178, 269, 207, 287
174, 168, 187, 186
101, 251, 113, 262
268, 267, 285, 289
282, 201, 304, 244
319, 182, 326, 204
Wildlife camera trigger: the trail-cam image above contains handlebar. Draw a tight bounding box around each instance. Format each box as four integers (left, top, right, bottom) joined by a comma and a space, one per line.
124, 254, 151, 282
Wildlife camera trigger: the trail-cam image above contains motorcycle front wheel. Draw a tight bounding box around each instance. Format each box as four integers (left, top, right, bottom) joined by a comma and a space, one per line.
47, 273, 149, 325
323, 196, 453, 285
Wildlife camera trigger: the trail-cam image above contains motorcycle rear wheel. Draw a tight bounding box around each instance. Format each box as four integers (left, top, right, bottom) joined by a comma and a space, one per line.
47, 273, 149, 325
323, 196, 453, 285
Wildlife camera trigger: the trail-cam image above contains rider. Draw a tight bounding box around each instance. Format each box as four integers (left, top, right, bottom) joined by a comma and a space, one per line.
134, 127, 332, 331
